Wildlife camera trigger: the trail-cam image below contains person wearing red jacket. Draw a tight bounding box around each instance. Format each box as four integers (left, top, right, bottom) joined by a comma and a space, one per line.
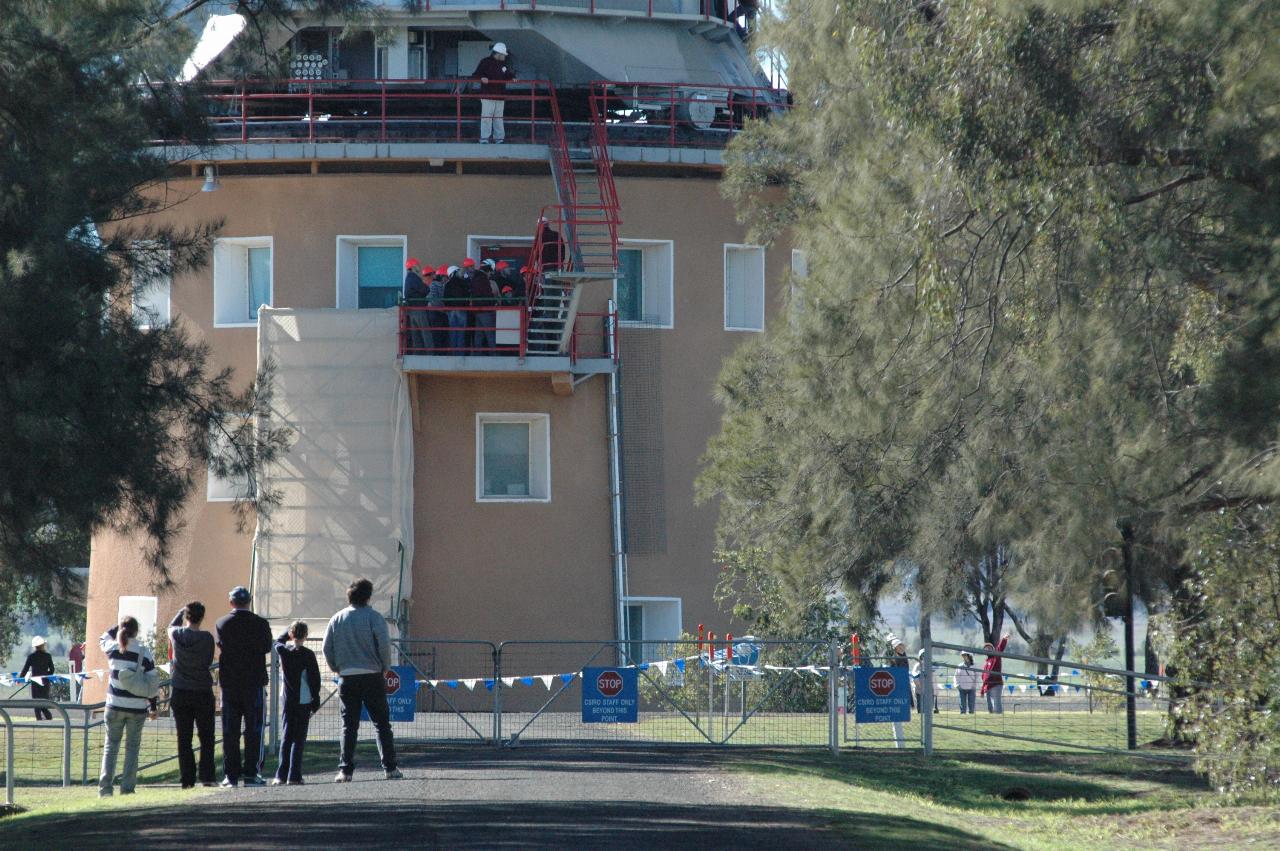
472, 43, 515, 143
980, 632, 1011, 714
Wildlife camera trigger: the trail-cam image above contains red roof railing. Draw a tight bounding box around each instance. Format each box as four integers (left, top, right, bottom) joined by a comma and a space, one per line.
589, 80, 790, 149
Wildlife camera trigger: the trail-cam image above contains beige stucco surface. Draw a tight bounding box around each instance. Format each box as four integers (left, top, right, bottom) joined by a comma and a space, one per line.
84, 167, 790, 680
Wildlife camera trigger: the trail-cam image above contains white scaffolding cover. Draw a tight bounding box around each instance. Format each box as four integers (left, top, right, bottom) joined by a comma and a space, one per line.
253, 308, 413, 626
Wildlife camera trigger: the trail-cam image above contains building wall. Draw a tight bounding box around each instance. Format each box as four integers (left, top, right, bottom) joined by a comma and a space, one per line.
84, 167, 791, 690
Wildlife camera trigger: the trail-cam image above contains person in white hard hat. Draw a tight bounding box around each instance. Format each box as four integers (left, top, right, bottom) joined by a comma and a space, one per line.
472, 42, 516, 143
21, 636, 55, 720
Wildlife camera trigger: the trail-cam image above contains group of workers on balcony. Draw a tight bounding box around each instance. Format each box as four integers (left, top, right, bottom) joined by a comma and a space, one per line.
402, 257, 526, 354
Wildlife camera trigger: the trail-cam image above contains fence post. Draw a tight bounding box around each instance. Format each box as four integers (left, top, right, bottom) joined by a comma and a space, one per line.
492, 645, 502, 747
0, 708, 13, 805
828, 639, 839, 757
269, 650, 280, 756
922, 634, 934, 757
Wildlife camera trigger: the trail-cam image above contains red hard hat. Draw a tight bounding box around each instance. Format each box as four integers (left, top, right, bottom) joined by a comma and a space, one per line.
462, 258, 476, 268
501, 286, 513, 294
520, 265, 530, 274
435, 264, 449, 276
496, 261, 510, 270
405, 257, 420, 270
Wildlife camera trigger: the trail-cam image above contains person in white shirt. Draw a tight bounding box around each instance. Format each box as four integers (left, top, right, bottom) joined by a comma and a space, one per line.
952, 651, 981, 714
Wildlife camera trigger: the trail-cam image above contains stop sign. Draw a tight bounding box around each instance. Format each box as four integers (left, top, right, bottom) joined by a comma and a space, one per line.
868, 670, 896, 697
596, 670, 624, 697
383, 669, 401, 694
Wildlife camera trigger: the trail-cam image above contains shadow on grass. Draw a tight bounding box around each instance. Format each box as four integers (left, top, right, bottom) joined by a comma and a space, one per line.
0, 796, 1011, 850
720, 748, 1210, 816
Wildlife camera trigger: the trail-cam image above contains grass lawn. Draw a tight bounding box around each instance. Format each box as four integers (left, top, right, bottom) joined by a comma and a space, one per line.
723, 748, 1280, 850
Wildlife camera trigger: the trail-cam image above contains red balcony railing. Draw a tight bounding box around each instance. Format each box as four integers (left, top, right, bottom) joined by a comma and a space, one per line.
398, 303, 618, 365
383, 0, 742, 23
589, 80, 791, 149
200, 78, 559, 145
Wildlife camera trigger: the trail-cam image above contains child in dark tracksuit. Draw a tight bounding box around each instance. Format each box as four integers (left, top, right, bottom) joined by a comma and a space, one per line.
273, 621, 322, 785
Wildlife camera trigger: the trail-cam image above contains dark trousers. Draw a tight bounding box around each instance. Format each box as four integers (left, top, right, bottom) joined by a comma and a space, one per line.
171, 688, 216, 786
276, 706, 312, 783
30, 683, 52, 720
338, 673, 397, 776
915, 691, 939, 714
221, 685, 264, 782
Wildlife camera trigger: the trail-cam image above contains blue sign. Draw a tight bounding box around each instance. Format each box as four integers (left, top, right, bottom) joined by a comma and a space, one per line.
581, 666, 638, 723
853, 667, 911, 723
360, 666, 418, 722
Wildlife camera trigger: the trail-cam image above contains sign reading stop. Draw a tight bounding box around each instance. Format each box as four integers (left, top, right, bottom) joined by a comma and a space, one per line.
853, 667, 910, 723
582, 666, 638, 723
596, 670, 624, 697
384, 669, 402, 694
868, 670, 896, 697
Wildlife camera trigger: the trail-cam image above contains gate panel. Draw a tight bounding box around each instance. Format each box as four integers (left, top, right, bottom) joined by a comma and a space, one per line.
395, 640, 498, 743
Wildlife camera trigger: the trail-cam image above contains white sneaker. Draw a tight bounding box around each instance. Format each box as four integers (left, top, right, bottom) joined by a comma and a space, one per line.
334, 771, 352, 783
479, 139, 490, 144
384, 768, 403, 780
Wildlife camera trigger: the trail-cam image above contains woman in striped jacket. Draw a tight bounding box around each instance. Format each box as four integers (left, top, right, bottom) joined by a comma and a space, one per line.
98, 616, 157, 797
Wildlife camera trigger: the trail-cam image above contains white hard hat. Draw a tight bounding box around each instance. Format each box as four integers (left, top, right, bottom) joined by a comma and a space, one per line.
32, 635, 46, 648
447, 265, 459, 276
492, 42, 508, 56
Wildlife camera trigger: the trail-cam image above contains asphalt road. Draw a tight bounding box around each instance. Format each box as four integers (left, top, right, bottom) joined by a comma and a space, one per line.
20, 746, 846, 849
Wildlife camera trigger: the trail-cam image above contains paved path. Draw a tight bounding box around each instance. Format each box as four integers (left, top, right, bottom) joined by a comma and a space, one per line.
25, 747, 846, 849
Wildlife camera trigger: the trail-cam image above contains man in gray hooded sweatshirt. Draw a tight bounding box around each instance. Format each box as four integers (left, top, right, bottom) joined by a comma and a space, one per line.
322, 577, 401, 782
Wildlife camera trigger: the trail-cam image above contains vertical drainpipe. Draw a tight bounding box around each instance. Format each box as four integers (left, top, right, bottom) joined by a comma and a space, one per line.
605, 300, 629, 652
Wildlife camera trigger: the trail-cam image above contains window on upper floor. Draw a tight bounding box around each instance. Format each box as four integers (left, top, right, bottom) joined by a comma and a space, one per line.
206, 417, 254, 502
476, 413, 550, 502
614, 240, 673, 328
724, 244, 765, 332
336, 236, 406, 309
131, 242, 171, 329
213, 237, 272, 327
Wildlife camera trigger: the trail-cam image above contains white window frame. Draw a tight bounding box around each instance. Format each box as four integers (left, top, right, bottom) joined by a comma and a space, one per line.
131, 242, 172, 330
466, 234, 533, 263
475, 413, 551, 503
335, 235, 407, 309
206, 416, 253, 502
213, 236, 273, 327
622, 596, 683, 662
724, 243, 766, 332
613, 239, 674, 330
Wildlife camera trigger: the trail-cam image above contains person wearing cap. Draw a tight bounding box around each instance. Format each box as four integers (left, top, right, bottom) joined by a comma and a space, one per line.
473, 43, 516, 143
215, 586, 273, 787
883, 632, 909, 748
20, 636, 55, 720
911, 648, 940, 715
443, 265, 468, 352
496, 260, 525, 301
403, 258, 430, 353
953, 651, 980, 714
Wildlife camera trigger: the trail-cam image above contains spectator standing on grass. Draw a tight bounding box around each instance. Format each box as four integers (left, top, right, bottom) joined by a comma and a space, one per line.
953, 651, 980, 714
911, 648, 940, 715
885, 632, 909, 749
168, 602, 217, 789
981, 633, 1011, 714
20, 636, 54, 720
98, 616, 158, 797
69, 640, 85, 702
273, 621, 321, 786
216, 585, 273, 787
323, 577, 402, 783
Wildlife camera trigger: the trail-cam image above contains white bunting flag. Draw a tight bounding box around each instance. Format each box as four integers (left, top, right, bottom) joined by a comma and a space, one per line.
538, 675, 555, 690
654, 661, 670, 675
460, 679, 478, 691
501, 677, 517, 687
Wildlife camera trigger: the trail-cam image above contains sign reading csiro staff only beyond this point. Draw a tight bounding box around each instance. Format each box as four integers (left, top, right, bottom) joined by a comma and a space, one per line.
581, 666, 638, 723
853, 667, 911, 723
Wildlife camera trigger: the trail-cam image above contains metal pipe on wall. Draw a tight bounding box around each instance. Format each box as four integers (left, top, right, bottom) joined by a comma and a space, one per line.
605, 300, 629, 652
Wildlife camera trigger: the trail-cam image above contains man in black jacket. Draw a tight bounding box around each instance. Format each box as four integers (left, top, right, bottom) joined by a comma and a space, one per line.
215, 586, 273, 787
272, 621, 321, 785
470, 261, 499, 354
473, 42, 516, 143
443, 265, 469, 353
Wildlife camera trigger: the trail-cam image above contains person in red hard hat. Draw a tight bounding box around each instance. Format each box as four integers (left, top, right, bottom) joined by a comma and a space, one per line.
426, 265, 448, 351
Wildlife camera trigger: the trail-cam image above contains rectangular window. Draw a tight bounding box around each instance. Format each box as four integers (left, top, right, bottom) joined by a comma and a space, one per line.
206, 418, 253, 502
131, 243, 171, 329
625, 604, 645, 665
213, 237, 272, 326
789, 248, 808, 321
357, 245, 403, 309
336, 236, 406, 309
476, 413, 550, 502
622, 597, 681, 663
613, 240, 673, 328
724, 244, 765, 331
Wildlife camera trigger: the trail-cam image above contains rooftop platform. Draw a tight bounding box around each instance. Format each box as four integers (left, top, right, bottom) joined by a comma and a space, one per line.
166, 141, 725, 168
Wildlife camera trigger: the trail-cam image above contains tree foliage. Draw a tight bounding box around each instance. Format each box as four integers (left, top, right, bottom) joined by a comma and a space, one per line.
701, 0, 1280, 772
0, 0, 297, 592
